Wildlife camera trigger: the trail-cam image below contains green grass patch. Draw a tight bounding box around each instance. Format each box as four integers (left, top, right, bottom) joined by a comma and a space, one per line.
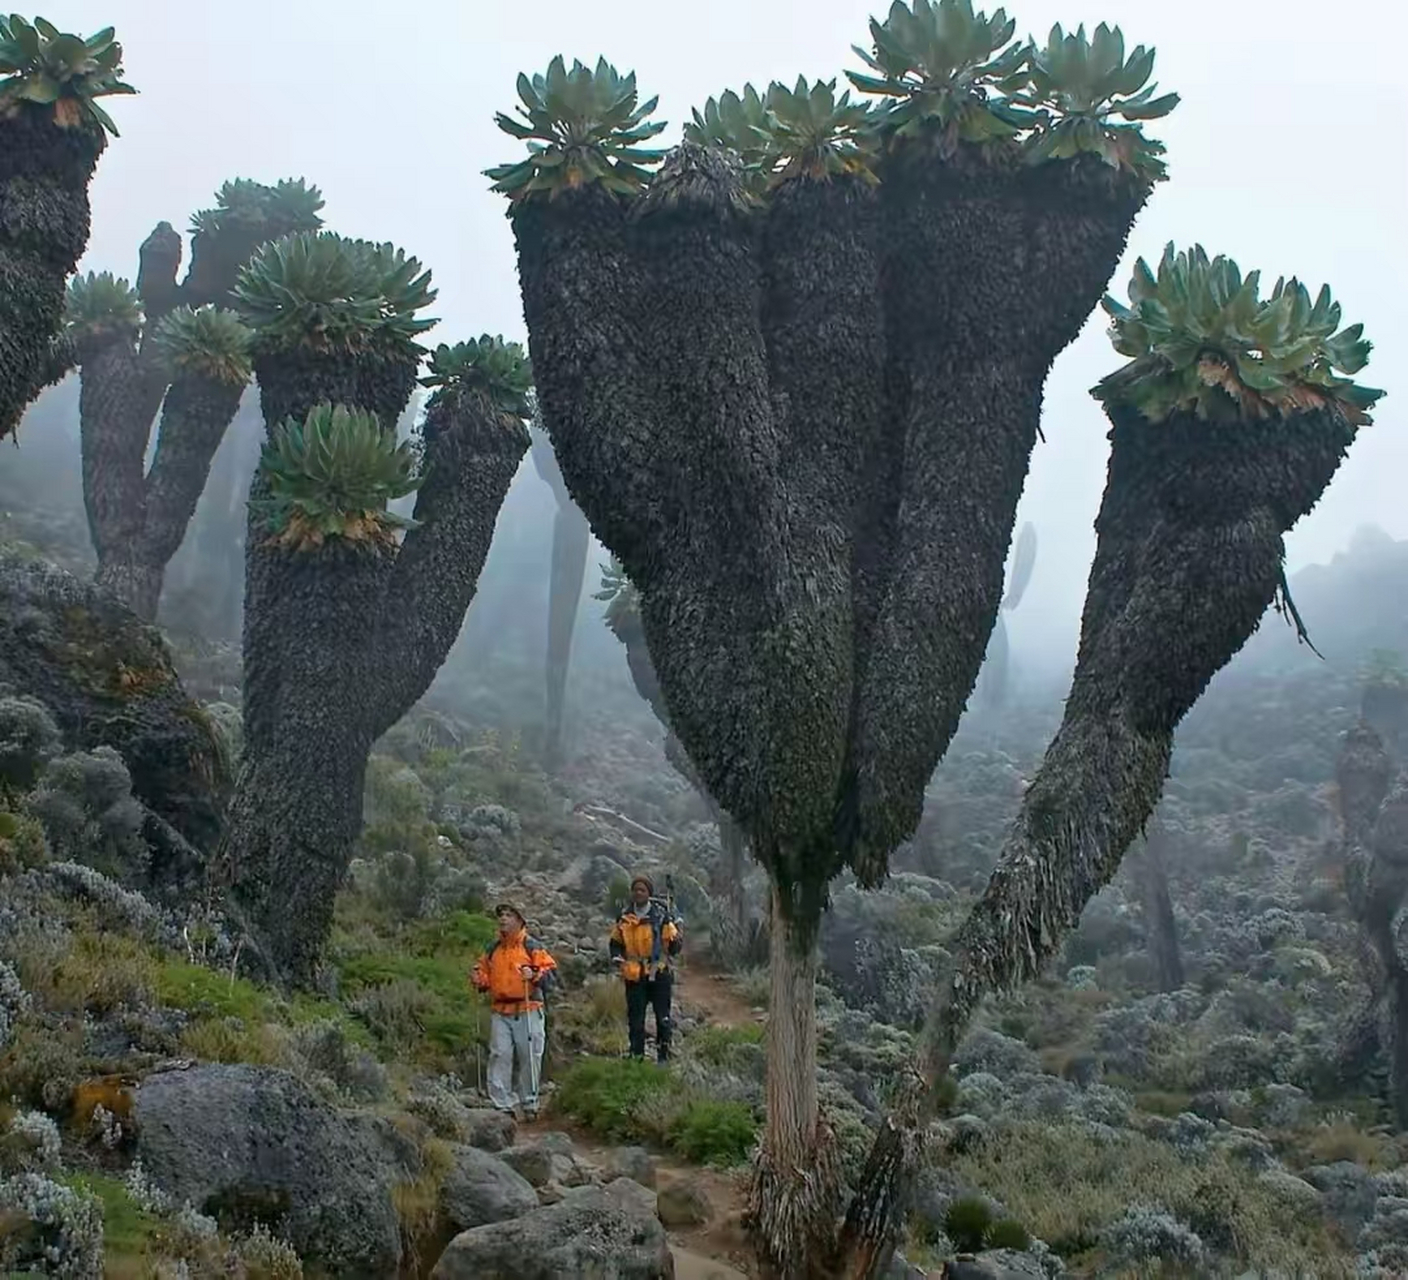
667, 1098, 757, 1167
60, 1172, 158, 1262
555, 1057, 680, 1141
334, 910, 497, 1059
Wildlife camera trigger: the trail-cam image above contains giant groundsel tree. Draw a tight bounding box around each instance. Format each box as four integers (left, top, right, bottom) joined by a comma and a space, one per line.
65, 178, 324, 618
213, 229, 531, 981
490, 10, 1183, 1272
0, 14, 132, 439
493, 8, 1384, 1274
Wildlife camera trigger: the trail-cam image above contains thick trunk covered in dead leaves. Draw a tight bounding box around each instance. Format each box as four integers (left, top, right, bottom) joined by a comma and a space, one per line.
0, 109, 104, 440
843, 153, 1147, 878
836, 405, 1357, 1276
216, 353, 526, 982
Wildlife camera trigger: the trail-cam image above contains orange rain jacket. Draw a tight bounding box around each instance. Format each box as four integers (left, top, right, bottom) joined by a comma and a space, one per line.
470, 927, 558, 1015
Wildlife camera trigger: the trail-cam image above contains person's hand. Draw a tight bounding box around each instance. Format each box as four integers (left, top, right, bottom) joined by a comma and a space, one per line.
519, 964, 535, 981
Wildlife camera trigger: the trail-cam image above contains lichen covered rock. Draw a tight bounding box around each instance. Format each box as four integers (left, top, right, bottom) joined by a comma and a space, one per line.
0, 551, 230, 884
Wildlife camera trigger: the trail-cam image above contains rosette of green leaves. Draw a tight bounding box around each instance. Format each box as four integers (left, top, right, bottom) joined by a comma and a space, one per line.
1094, 243, 1385, 425
233, 230, 437, 354
64, 270, 141, 346
188, 177, 325, 242
420, 336, 533, 419
1014, 23, 1178, 180
763, 77, 879, 184
0, 15, 134, 134
255, 402, 422, 549
594, 555, 640, 632
847, 0, 1038, 154
150, 305, 253, 386
487, 56, 668, 201
686, 84, 772, 167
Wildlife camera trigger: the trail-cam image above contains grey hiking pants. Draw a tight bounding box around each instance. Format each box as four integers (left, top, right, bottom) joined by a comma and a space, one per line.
488, 1008, 545, 1113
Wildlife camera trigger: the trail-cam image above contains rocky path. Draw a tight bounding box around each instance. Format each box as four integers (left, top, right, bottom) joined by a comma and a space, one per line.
516, 959, 761, 1277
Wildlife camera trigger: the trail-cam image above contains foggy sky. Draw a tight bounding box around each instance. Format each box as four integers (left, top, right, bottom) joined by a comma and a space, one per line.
59, 0, 1406, 658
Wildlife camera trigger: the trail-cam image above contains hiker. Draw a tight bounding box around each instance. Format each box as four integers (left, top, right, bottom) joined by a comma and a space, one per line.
610, 874, 682, 1063
470, 903, 557, 1118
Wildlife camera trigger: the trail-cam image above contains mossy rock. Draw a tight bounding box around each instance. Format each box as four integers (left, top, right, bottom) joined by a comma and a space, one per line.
0, 551, 231, 878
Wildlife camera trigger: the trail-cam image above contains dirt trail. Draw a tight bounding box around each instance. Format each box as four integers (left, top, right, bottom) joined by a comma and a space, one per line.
675, 961, 764, 1032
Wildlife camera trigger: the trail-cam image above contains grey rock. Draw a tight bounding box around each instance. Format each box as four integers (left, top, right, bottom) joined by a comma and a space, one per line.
462, 1107, 517, 1152
133, 1064, 406, 1277
431, 1185, 674, 1279
608, 1146, 656, 1188
592, 1176, 658, 1219
657, 1180, 712, 1227
0, 551, 231, 887
440, 1144, 539, 1232
944, 1249, 1052, 1279
501, 1140, 580, 1188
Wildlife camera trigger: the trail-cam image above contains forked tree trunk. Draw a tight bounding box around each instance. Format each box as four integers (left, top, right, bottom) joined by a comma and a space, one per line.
750, 887, 841, 1280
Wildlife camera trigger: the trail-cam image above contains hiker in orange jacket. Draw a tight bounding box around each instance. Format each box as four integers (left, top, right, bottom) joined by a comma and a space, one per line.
610, 875, 682, 1062
471, 903, 557, 1118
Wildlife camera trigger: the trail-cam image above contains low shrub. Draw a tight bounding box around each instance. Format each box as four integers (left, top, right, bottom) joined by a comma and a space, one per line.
667, 1098, 757, 1167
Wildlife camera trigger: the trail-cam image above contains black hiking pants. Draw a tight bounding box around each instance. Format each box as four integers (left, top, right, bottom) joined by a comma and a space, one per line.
626, 972, 673, 1062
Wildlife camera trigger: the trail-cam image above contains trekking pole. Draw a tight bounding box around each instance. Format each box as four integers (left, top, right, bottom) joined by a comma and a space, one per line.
523, 966, 543, 1114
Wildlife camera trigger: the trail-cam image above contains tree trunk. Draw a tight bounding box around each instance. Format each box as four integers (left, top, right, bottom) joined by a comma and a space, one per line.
1391, 968, 1408, 1131
220, 731, 371, 984
94, 553, 164, 621
842, 154, 1149, 877
748, 886, 841, 1280
721, 814, 748, 938
543, 498, 590, 767
1138, 830, 1184, 992
0, 108, 104, 439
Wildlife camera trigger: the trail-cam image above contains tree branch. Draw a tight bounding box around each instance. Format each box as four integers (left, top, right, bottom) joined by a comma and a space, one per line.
367, 390, 529, 735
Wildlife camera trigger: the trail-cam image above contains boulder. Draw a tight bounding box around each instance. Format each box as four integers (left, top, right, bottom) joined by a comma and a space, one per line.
943, 1250, 1050, 1280
431, 1184, 674, 1279
462, 1106, 517, 1152
501, 1137, 582, 1188
0, 552, 230, 884
133, 1064, 408, 1277
657, 1180, 712, 1228
440, 1144, 539, 1231
608, 1146, 656, 1188
595, 1176, 657, 1219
